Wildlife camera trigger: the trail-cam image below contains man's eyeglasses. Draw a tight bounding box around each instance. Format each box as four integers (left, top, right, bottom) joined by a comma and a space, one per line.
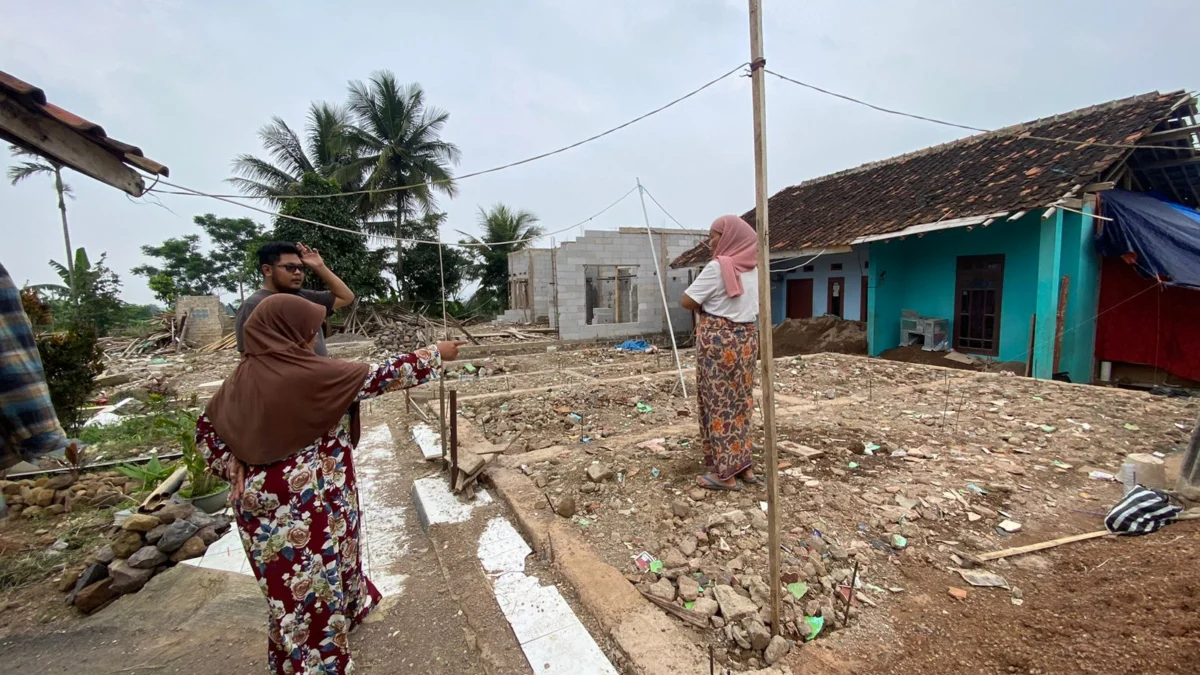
276, 264, 306, 274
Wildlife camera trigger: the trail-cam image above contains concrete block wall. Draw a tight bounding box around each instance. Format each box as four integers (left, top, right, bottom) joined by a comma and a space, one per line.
553, 228, 704, 341
500, 249, 553, 323
175, 295, 226, 347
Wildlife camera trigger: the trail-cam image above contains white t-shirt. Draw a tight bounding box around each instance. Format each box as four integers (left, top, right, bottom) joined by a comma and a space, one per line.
684, 260, 759, 323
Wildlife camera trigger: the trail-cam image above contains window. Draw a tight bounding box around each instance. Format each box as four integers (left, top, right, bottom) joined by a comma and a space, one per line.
584, 265, 639, 325
802, 265, 815, 272
954, 255, 1005, 356
830, 263, 843, 271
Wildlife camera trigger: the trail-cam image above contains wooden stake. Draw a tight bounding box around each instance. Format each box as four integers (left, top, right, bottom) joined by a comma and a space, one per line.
747, 0, 782, 635
438, 377, 448, 461
1025, 315, 1036, 377
1053, 275, 1070, 374
449, 389, 459, 487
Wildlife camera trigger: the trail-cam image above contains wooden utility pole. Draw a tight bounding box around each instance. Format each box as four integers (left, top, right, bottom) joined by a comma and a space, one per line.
747, 0, 782, 635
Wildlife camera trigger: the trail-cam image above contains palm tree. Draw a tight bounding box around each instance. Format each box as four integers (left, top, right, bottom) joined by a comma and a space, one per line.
228, 102, 359, 204
7, 145, 76, 301
473, 204, 544, 311
345, 72, 461, 299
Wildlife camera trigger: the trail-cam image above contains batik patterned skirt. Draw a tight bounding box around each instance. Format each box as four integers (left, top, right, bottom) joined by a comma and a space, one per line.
696, 312, 758, 480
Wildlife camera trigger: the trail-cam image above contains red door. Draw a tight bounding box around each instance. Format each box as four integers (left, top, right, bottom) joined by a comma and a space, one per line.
786, 279, 813, 319
827, 277, 845, 318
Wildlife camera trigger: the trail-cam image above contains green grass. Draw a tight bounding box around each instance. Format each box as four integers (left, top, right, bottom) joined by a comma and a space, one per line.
78, 398, 197, 461
0, 509, 112, 592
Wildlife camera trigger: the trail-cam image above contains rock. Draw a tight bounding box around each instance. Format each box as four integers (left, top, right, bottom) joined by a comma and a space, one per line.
688, 488, 708, 502
731, 623, 751, 650
89, 489, 126, 509
156, 520, 199, 553
155, 503, 196, 524
74, 578, 116, 614
145, 524, 169, 545
661, 547, 688, 569
744, 617, 772, 650
714, 584, 759, 621
861, 492, 886, 506
45, 504, 66, 516
580, 482, 599, 494
750, 509, 768, 531
647, 578, 676, 602
585, 463, 614, 483
195, 526, 221, 546
66, 563, 108, 604
679, 536, 698, 557
848, 440, 866, 454
671, 501, 691, 519
20, 505, 44, 519
795, 617, 814, 640
94, 545, 115, 565
693, 597, 720, 618
122, 514, 161, 532
678, 579, 700, 602
711, 616, 726, 629
212, 514, 232, 534
109, 560, 154, 594
31, 488, 55, 507
765, 635, 791, 665
111, 530, 144, 558
171, 536, 208, 563
554, 496, 577, 518
724, 510, 749, 528
534, 476, 548, 488
128, 546, 169, 569
45, 475, 75, 491
187, 510, 217, 530
948, 586, 968, 601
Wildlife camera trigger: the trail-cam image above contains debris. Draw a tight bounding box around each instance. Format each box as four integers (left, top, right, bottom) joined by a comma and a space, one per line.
948, 587, 969, 601
122, 514, 161, 532
647, 578, 676, 602
714, 584, 759, 621
1052, 460, 1073, 470
966, 483, 987, 495
692, 597, 719, 618
586, 463, 614, 483
786, 582, 809, 600
634, 551, 657, 571
554, 496, 577, 518
779, 441, 824, 460
764, 635, 792, 665
998, 519, 1022, 533
636, 402, 653, 414
1089, 471, 1116, 481
127, 546, 168, 570
650, 467, 661, 479
891, 534, 908, 549
1123, 423, 1140, 431
954, 569, 1010, 589
803, 615, 824, 641
848, 462, 859, 470
649, 560, 664, 574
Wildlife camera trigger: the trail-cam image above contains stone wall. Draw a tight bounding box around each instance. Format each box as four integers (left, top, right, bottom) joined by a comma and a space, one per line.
174, 296, 226, 348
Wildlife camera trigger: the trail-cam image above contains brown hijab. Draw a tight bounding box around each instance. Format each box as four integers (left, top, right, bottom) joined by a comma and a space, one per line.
205, 294, 371, 465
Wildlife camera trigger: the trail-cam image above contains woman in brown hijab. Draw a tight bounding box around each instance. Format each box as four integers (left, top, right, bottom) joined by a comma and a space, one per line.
196, 294, 463, 674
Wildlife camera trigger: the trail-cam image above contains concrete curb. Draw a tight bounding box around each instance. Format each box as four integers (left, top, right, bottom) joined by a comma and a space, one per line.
486, 467, 711, 675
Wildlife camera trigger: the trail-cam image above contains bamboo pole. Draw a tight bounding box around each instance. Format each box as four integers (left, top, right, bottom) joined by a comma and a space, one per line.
747, 0, 782, 635
637, 178, 688, 398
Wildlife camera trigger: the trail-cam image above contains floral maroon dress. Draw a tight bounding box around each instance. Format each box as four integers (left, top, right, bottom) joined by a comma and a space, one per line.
196, 349, 440, 675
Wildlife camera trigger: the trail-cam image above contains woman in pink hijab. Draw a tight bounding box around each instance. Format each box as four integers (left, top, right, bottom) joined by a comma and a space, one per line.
681, 215, 760, 490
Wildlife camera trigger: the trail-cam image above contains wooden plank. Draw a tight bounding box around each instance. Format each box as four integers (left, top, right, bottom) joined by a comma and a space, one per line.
0, 92, 146, 196
976, 529, 1112, 562
1025, 314, 1036, 378
1081, 181, 1116, 193
1141, 125, 1200, 143
1052, 275, 1070, 374
747, 0, 782, 636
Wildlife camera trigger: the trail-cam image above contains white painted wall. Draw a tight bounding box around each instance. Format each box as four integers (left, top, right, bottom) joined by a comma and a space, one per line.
773, 248, 870, 322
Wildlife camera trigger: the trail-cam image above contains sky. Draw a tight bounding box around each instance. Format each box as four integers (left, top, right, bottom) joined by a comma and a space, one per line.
2, 0, 1197, 305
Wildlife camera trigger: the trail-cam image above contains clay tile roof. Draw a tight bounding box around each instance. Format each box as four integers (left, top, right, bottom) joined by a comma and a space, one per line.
0, 70, 169, 177
671, 91, 1185, 268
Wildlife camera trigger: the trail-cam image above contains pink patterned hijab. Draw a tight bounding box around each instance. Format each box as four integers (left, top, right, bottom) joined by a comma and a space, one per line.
710, 215, 758, 298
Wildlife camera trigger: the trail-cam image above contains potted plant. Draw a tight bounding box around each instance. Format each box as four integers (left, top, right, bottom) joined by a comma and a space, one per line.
156, 411, 230, 514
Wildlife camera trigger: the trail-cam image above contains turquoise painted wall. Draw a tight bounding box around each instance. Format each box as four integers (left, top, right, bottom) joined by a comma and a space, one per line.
1056, 207, 1100, 384
868, 213, 1043, 364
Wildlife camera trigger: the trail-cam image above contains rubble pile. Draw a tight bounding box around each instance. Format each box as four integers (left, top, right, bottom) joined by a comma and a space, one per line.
1, 471, 133, 519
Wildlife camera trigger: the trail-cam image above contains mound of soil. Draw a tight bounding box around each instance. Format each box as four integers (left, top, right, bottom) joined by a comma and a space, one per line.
772, 316, 867, 357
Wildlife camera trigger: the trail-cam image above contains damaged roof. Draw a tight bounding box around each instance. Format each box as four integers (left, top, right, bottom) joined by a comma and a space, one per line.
0, 70, 169, 193
672, 91, 1188, 267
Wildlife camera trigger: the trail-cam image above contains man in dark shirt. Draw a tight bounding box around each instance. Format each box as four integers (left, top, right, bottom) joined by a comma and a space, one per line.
235, 242, 355, 357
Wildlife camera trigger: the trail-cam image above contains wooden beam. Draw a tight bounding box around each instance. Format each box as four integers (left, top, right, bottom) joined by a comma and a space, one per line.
1141, 125, 1200, 143
1134, 155, 1200, 171
748, 0, 782, 637
1081, 181, 1115, 193
0, 92, 146, 196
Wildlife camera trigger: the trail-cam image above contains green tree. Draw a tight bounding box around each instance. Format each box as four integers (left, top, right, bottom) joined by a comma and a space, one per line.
132, 235, 216, 305
228, 103, 361, 205
346, 72, 460, 299
388, 212, 470, 307
31, 248, 125, 335
194, 213, 265, 301
271, 174, 390, 300
7, 145, 77, 301
466, 204, 544, 313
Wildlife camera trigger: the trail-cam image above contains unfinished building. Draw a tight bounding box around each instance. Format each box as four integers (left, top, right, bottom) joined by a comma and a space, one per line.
503, 228, 706, 341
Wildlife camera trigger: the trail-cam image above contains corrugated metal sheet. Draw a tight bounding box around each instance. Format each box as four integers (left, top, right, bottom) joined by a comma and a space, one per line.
0, 70, 169, 177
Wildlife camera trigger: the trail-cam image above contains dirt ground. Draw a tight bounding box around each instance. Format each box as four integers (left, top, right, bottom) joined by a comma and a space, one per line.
8, 340, 1198, 674
773, 317, 868, 358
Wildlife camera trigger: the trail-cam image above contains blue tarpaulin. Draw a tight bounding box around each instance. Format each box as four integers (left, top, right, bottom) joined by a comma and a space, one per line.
1096, 190, 1200, 289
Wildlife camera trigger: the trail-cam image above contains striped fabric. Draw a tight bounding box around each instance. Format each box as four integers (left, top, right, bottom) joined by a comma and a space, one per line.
0, 262, 66, 470
1104, 485, 1183, 535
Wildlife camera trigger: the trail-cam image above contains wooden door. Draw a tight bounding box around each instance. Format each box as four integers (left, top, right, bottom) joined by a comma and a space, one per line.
860, 275, 869, 322
954, 255, 1005, 356
827, 277, 845, 318
786, 278, 813, 319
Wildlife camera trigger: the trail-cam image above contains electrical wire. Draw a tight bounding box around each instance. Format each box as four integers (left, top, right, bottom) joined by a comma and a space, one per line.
145, 63, 748, 203
765, 69, 1199, 153
768, 250, 829, 274
149, 177, 638, 248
